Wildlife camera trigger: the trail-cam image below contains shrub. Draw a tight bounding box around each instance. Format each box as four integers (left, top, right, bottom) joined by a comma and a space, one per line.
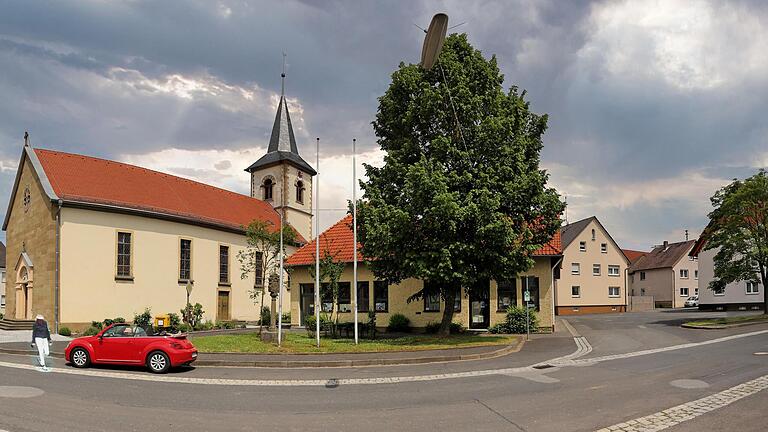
215, 321, 235, 330
177, 323, 192, 333
0, 312, 4, 320
82, 326, 100, 336
387, 313, 411, 333
91, 321, 104, 330
168, 313, 181, 328
281, 312, 291, 323
449, 322, 465, 334
260, 306, 271, 326
133, 308, 153, 329
194, 320, 215, 331
424, 322, 440, 334
58, 327, 72, 336
488, 306, 538, 334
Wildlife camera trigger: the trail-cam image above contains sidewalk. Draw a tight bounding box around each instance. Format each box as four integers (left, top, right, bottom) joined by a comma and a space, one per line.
0, 337, 523, 367
0, 329, 72, 344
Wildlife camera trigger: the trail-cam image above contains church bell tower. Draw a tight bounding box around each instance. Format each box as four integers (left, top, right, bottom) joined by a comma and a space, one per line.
245, 69, 316, 241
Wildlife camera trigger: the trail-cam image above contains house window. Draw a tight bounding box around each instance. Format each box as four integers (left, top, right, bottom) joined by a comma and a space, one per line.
680, 269, 689, 279
254, 252, 264, 287
1, 271, 5, 283
591, 229, 596, 241
295, 180, 304, 203
601, 243, 607, 253
338, 282, 352, 312
713, 287, 725, 296
116, 232, 132, 278
746, 281, 759, 295
321, 283, 333, 312
579, 241, 586, 252
424, 292, 440, 312
680, 287, 689, 297
374, 281, 388, 312
179, 239, 192, 281
609, 286, 620, 297
695, 288, 699, 295
263, 178, 274, 200
608, 265, 620, 277
694, 270, 699, 280
640, 271, 646, 281
593, 264, 601, 276
219, 245, 229, 284
454, 292, 461, 312
497, 279, 516, 311
1, 294, 5, 307
640, 288, 646, 296
571, 263, 580, 275
357, 281, 370, 312
571, 286, 580, 298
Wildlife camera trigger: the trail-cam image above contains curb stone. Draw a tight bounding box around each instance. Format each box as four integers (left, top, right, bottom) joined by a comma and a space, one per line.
0, 337, 524, 368
681, 320, 768, 330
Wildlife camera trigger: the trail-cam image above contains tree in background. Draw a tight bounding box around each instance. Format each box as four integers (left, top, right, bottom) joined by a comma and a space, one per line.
237, 219, 295, 334
308, 248, 345, 336
358, 34, 564, 335
705, 169, 768, 313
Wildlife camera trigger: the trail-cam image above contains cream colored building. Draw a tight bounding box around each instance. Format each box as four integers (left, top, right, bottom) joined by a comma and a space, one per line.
1, 84, 316, 331
555, 217, 630, 315
286, 216, 562, 331
628, 240, 698, 308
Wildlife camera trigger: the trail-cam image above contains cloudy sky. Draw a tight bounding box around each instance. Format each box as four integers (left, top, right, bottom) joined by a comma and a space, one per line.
1, 0, 766, 250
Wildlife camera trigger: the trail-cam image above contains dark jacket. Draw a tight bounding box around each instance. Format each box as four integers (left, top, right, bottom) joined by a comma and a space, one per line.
32, 321, 51, 343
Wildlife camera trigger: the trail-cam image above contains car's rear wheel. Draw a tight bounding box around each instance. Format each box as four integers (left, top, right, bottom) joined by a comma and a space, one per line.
146, 351, 170, 374
70, 347, 90, 368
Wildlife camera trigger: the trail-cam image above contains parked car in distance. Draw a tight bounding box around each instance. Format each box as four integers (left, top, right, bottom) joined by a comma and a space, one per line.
64, 323, 197, 373
684, 296, 699, 308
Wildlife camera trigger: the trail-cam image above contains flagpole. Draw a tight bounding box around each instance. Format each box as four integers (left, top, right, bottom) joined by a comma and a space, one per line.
315, 137, 321, 348
353, 138, 359, 344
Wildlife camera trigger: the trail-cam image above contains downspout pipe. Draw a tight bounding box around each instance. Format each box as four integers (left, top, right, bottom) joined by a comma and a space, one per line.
551, 255, 563, 331
54, 199, 62, 334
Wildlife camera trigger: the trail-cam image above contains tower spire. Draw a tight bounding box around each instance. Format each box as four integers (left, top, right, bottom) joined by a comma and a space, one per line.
281, 52, 286, 97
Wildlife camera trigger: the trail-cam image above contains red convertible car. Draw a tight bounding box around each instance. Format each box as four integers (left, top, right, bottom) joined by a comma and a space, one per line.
64, 323, 198, 373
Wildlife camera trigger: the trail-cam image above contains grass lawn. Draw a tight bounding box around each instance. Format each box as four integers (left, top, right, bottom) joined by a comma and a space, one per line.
190, 332, 519, 354
685, 314, 768, 327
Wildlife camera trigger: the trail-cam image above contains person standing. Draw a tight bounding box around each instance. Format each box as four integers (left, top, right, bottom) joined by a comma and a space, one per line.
31, 314, 52, 371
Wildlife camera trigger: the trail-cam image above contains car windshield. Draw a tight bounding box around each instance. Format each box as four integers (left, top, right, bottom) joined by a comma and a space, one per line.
102, 325, 131, 337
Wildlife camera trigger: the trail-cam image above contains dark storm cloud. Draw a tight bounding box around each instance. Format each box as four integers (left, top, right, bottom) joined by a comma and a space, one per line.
0, 0, 765, 247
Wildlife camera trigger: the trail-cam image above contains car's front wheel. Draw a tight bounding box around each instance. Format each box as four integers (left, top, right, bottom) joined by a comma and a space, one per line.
146, 351, 171, 374
70, 347, 90, 368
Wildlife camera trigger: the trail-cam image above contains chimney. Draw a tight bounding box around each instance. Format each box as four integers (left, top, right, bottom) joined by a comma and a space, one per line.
685, 230, 689, 241
663, 240, 669, 249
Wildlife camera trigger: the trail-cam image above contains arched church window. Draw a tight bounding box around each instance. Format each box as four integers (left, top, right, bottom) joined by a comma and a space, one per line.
296, 180, 304, 204
263, 178, 274, 201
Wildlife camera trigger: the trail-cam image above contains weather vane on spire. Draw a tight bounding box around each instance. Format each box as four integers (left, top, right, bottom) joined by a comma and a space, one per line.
281, 51, 287, 96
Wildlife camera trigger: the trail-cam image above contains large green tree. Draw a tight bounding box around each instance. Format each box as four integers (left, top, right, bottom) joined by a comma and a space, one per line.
358, 34, 564, 335
705, 169, 768, 313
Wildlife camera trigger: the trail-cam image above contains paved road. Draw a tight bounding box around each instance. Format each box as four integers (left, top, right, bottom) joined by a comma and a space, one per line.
0, 310, 766, 432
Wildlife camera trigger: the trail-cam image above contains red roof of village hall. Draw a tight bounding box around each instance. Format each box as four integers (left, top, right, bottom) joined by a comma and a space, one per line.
285, 215, 562, 266
34, 148, 306, 242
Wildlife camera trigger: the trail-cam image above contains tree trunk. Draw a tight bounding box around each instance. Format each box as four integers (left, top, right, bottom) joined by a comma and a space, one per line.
439, 286, 459, 336
761, 266, 767, 315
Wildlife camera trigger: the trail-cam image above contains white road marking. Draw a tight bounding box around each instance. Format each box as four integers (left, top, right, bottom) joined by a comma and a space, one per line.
670, 379, 709, 389
595, 374, 768, 431
0, 386, 44, 398
0, 328, 765, 387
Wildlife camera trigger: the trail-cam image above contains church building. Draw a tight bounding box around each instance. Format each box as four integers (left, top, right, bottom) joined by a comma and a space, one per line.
0, 78, 315, 332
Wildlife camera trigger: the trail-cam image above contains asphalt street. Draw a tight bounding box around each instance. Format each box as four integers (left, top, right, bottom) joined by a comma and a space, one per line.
0, 310, 766, 432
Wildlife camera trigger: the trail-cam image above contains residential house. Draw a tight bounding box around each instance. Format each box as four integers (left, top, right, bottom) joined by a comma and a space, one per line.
622, 249, 647, 265
689, 231, 763, 311
555, 216, 630, 315
285, 215, 563, 331
628, 240, 698, 308
1, 83, 314, 331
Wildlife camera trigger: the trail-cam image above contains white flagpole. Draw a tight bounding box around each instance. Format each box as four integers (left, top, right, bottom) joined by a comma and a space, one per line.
353, 138, 359, 344
277, 211, 284, 346
315, 137, 321, 348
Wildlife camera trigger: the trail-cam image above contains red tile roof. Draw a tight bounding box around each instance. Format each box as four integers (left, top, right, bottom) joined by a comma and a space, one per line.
34, 148, 305, 242
622, 249, 648, 264
286, 215, 562, 266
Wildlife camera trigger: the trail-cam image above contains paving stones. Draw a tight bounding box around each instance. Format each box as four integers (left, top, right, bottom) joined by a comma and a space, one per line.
595, 374, 768, 432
